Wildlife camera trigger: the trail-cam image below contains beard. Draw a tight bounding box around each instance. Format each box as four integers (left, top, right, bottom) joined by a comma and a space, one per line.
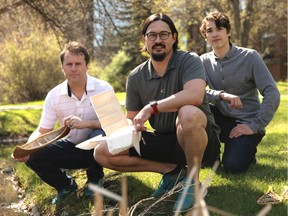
151, 43, 166, 62
151, 52, 166, 62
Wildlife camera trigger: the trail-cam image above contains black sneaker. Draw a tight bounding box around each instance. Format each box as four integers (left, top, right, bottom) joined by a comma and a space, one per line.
52, 179, 78, 204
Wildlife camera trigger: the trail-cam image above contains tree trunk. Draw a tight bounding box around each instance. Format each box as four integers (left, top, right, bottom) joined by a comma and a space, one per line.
241, 0, 254, 47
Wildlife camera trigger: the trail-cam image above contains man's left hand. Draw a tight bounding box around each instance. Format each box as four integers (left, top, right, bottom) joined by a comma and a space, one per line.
229, 124, 253, 138
65, 115, 82, 129
133, 105, 151, 131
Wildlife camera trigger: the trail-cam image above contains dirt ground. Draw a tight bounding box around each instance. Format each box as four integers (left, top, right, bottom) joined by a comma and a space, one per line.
0, 105, 41, 215
0, 158, 30, 215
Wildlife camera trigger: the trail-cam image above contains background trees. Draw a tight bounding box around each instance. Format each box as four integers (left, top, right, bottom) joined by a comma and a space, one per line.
0, 0, 286, 103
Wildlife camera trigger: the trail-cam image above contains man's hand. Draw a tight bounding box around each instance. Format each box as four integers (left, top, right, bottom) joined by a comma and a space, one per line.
64, 115, 83, 129
133, 105, 152, 131
229, 124, 254, 138
220, 92, 243, 109
12, 154, 30, 162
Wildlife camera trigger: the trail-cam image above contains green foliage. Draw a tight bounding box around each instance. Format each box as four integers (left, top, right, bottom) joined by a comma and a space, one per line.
86, 61, 103, 80
0, 32, 63, 103
0, 0, 286, 103
102, 51, 132, 92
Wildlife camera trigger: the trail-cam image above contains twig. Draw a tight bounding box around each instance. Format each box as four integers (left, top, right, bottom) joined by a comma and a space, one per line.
94, 192, 103, 216
256, 205, 272, 216
206, 205, 237, 216
88, 183, 122, 202
139, 184, 182, 216
128, 197, 155, 215
120, 176, 128, 216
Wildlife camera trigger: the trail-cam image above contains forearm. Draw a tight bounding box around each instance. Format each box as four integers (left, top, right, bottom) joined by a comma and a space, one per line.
250, 83, 280, 133
28, 127, 52, 142
250, 101, 280, 134
27, 130, 42, 142
81, 119, 102, 129
157, 80, 206, 113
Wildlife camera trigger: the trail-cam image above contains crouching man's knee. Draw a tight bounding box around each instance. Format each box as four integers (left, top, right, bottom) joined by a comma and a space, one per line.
93, 143, 109, 167
177, 105, 207, 133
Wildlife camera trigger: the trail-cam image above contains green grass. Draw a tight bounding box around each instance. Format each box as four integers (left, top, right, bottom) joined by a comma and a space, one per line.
0, 109, 41, 137
0, 100, 44, 106
0, 94, 125, 137
0, 83, 287, 215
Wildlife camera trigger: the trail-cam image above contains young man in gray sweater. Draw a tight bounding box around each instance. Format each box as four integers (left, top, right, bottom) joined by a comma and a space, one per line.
200, 11, 280, 173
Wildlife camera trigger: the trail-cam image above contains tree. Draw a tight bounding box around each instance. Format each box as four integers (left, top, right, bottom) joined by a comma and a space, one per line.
0, 0, 286, 104
1, 32, 62, 103
102, 50, 131, 92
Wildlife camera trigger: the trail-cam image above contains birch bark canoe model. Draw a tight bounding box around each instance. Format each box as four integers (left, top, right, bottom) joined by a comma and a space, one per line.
12, 126, 70, 159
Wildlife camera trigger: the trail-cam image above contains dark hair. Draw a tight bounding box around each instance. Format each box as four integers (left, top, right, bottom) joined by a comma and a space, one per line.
59, 41, 90, 65
141, 13, 178, 51
199, 11, 231, 39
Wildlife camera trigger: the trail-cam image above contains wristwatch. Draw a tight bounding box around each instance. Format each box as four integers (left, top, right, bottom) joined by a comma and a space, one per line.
149, 100, 159, 115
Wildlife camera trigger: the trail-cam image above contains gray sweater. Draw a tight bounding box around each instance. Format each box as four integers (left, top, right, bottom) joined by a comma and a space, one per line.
200, 44, 280, 134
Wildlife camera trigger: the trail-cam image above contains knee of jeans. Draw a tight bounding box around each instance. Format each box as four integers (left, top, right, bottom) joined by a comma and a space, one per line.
24, 152, 43, 169
24, 156, 34, 169
222, 158, 250, 173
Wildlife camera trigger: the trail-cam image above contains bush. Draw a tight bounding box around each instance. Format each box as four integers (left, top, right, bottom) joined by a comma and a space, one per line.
102, 50, 132, 92
0, 32, 63, 103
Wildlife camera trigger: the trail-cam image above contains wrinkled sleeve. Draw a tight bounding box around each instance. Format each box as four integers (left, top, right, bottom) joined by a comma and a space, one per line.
246, 52, 280, 133
206, 89, 224, 105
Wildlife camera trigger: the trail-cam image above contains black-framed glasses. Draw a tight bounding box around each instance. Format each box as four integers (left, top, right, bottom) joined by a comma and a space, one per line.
145, 31, 172, 41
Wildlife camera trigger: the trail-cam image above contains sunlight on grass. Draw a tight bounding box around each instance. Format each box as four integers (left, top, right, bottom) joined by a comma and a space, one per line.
116, 92, 126, 105
1, 82, 287, 215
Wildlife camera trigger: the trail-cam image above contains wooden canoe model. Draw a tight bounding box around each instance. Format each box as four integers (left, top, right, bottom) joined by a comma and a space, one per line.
12, 126, 70, 159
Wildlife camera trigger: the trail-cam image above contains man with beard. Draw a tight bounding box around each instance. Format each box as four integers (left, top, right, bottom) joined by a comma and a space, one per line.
93, 13, 220, 212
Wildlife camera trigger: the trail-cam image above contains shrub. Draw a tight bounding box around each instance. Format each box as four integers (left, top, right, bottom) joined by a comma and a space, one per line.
1, 32, 63, 103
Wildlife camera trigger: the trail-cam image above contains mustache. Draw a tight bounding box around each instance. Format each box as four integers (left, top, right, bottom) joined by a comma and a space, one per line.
152, 43, 165, 49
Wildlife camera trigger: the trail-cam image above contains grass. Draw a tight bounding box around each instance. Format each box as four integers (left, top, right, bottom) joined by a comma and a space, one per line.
0, 109, 41, 137
0, 82, 287, 215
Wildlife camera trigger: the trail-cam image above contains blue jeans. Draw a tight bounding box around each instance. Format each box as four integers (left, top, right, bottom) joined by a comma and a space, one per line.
210, 106, 264, 173
25, 129, 104, 191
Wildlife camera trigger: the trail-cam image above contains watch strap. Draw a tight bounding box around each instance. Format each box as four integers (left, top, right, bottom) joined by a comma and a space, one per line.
149, 100, 159, 115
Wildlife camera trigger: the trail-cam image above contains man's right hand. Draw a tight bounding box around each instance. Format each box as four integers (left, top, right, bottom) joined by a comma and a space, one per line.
133, 105, 151, 131
219, 92, 243, 109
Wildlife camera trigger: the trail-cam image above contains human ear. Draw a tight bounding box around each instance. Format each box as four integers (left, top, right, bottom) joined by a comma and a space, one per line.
227, 30, 232, 37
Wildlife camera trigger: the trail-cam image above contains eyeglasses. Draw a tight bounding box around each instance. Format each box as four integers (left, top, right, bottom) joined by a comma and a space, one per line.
145, 31, 172, 41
